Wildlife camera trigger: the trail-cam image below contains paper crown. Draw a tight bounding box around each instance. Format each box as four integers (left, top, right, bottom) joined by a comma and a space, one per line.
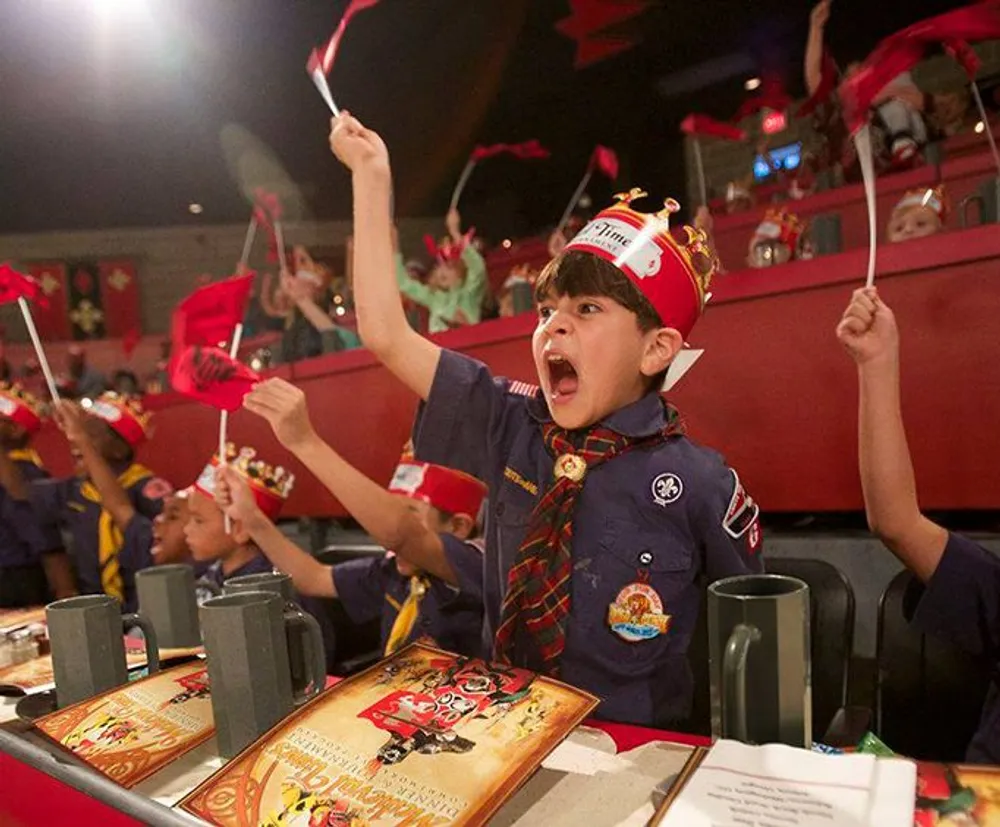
87, 392, 151, 448
0, 382, 46, 434
388, 460, 487, 520
423, 230, 475, 266
893, 185, 947, 222
193, 444, 295, 521
752, 207, 805, 249
561, 189, 716, 340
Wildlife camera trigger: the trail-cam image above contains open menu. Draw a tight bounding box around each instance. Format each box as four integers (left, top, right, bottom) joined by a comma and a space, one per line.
180, 643, 598, 826
31, 661, 215, 788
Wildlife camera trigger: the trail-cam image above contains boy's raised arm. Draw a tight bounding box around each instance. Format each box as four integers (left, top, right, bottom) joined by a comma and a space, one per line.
329, 113, 441, 402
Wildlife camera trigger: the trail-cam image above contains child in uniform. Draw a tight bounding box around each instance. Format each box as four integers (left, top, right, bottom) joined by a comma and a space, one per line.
0, 383, 73, 606
221, 376, 487, 657
838, 286, 1000, 764
329, 113, 763, 727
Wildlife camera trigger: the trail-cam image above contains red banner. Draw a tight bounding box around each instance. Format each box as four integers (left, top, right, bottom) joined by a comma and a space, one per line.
97, 259, 142, 338
25, 263, 71, 340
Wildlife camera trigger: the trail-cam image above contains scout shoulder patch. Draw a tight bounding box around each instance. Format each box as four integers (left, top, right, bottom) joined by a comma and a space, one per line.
723, 469, 759, 539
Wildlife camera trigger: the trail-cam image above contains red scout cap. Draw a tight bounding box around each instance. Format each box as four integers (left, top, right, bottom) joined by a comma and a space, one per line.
0, 382, 46, 434
194, 444, 294, 520
87, 392, 151, 448
562, 189, 716, 340
388, 459, 487, 520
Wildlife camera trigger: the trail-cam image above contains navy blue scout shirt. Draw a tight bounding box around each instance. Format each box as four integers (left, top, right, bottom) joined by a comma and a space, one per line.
195, 551, 275, 602
906, 532, 1000, 764
332, 535, 484, 657
30, 465, 169, 612
413, 350, 763, 726
0, 453, 63, 568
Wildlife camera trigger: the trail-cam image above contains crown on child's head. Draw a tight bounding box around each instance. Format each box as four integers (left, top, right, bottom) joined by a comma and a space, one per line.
562, 188, 717, 339
87, 392, 151, 447
0, 382, 47, 433
894, 184, 947, 221
754, 207, 806, 247
218, 443, 295, 500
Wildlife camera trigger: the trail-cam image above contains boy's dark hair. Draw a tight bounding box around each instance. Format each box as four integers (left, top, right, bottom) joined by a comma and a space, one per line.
432, 506, 481, 540
103, 426, 135, 466
1, 426, 31, 451
534, 251, 669, 392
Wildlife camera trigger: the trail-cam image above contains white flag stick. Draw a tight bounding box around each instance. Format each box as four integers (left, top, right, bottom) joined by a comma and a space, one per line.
854, 125, 878, 288
556, 168, 594, 236
219, 322, 244, 534
449, 159, 477, 212
310, 67, 341, 117
240, 216, 258, 267
17, 297, 59, 402
274, 220, 289, 273
971, 82, 1000, 178
692, 138, 708, 207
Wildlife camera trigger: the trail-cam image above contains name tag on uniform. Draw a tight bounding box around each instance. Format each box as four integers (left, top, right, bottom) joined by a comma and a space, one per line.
608, 582, 671, 642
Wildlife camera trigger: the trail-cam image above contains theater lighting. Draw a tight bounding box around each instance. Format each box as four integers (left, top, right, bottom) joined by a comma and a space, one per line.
502, 239, 512, 249
744, 77, 762, 91
975, 121, 986, 134
188, 203, 203, 215
333, 294, 344, 305
80, 398, 94, 410
335, 306, 346, 317
250, 358, 263, 372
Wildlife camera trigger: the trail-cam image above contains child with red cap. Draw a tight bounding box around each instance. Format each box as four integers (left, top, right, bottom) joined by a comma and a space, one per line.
0, 383, 74, 606
217, 377, 486, 657
331, 114, 763, 728
8, 392, 171, 612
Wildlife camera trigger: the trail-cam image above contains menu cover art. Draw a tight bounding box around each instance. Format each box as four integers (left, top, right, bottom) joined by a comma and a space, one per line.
914, 761, 1000, 826
180, 643, 598, 826
0, 605, 46, 633
32, 661, 215, 788
0, 650, 148, 693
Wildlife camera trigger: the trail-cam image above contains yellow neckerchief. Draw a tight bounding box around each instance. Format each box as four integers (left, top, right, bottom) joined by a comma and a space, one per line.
79, 464, 153, 603
384, 575, 430, 656
7, 449, 43, 468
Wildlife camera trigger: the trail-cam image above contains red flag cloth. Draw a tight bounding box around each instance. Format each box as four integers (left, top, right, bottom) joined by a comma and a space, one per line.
571, 34, 637, 69
944, 38, 983, 78
733, 78, 793, 122
840, 2, 1000, 134
470, 140, 550, 161
556, 0, 649, 38
309, 0, 381, 77
252, 189, 283, 264
680, 114, 747, 142
171, 273, 254, 351
590, 145, 619, 179
122, 328, 141, 358
0, 263, 45, 307
798, 50, 839, 117
170, 345, 260, 412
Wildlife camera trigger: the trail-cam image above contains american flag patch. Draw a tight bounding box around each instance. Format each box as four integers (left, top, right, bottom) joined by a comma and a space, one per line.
508, 380, 538, 397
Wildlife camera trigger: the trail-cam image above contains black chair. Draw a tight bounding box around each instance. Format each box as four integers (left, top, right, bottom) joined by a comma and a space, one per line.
765, 557, 856, 740
875, 569, 993, 761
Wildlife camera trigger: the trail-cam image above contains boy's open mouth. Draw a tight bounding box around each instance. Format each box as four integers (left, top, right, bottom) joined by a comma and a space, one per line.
546, 353, 579, 401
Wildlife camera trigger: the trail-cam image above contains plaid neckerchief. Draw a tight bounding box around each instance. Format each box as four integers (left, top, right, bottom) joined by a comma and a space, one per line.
493, 401, 684, 675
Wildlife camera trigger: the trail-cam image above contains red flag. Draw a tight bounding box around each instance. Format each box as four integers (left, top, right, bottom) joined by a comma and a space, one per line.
944, 38, 982, 78
470, 140, 550, 162
556, 0, 649, 38
798, 50, 839, 117
733, 77, 792, 122
590, 145, 619, 179
840, 2, 1000, 134
308, 0, 382, 77
122, 328, 141, 358
572, 34, 637, 69
170, 345, 260, 413
680, 114, 747, 142
252, 189, 283, 264
172, 274, 254, 351
0, 263, 46, 308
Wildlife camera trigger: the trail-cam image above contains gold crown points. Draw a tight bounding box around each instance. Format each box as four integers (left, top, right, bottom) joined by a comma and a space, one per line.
98, 392, 151, 428
219, 443, 295, 499
0, 382, 48, 418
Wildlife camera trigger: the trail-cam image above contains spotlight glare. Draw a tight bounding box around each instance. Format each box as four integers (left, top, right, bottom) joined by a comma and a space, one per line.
502, 239, 512, 249
335, 306, 346, 317
188, 203, 203, 215
975, 121, 986, 134
745, 77, 762, 91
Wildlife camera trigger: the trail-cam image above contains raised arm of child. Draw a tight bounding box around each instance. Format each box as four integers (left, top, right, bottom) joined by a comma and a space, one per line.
329, 113, 440, 401
243, 377, 458, 583
54, 400, 136, 534
805, 0, 831, 97
215, 465, 336, 598
836, 287, 948, 581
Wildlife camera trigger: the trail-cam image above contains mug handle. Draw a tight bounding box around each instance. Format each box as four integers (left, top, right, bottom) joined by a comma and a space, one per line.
283, 607, 326, 704
721, 623, 761, 743
122, 612, 160, 674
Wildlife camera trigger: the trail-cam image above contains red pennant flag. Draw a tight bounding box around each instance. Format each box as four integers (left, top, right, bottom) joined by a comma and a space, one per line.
733, 77, 793, 122
572, 34, 637, 69
308, 0, 382, 77
252, 189, 283, 264
470, 140, 551, 162
590, 145, 619, 179
122, 328, 141, 358
798, 50, 839, 117
680, 114, 747, 142
170, 345, 260, 412
172, 274, 254, 352
0, 263, 47, 308
556, 0, 649, 38
944, 38, 982, 78
840, 2, 1000, 134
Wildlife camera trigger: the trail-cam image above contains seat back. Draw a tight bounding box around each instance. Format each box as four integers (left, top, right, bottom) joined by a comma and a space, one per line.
765, 557, 855, 739
876, 569, 993, 761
